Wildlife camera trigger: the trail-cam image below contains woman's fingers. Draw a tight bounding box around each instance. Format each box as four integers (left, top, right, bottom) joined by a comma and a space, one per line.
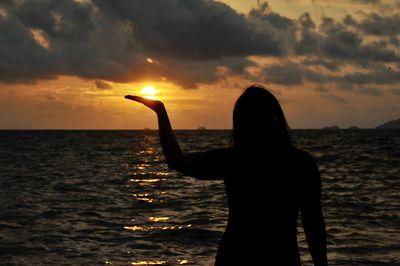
125, 95, 143, 101
124, 95, 164, 113
125, 95, 150, 106
125, 95, 151, 105
125, 95, 153, 105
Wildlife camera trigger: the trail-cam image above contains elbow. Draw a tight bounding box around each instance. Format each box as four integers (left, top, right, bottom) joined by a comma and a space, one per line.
167, 162, 179, 171
166, 159, 182, 172
165, 155, 186, 172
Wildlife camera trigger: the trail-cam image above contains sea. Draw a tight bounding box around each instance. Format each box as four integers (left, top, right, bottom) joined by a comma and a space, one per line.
0, 130, 399, 266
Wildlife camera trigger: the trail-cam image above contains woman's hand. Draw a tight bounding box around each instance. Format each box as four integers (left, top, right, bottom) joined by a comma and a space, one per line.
125, 95, 165, 114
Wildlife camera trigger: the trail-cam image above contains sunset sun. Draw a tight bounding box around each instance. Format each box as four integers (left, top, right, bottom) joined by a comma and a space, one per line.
141, 85, 157, 99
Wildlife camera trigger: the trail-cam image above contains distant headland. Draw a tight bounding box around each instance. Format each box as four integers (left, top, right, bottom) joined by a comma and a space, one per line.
322, 125, 359, 130
376, 118, 400, 129
322, 125, 341, 130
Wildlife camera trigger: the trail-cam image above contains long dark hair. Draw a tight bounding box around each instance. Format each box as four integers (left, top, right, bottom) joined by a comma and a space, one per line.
232, 84, 293, 152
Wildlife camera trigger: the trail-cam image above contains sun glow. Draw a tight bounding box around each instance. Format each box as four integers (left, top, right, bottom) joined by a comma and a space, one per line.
141, 85, 157, 99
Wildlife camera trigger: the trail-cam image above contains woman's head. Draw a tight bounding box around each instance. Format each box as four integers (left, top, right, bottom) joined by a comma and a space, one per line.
232, 84, 292, 150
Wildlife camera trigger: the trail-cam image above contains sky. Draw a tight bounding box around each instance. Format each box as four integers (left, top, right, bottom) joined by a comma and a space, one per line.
0, 0, 399, 129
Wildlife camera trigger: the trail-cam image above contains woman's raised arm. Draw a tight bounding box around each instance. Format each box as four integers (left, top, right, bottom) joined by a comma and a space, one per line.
125, 95, 183, 169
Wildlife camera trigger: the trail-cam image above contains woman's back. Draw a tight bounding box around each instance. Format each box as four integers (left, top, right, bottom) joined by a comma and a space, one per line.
210, 147, 321, 265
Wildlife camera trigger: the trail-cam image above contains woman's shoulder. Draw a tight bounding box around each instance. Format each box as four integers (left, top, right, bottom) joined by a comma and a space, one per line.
292, 148, 321, 178
295, 148, 314, 159
288, 148, 317, 166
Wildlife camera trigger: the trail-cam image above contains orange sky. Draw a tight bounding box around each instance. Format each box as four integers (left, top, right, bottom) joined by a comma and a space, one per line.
0, 0, 399, 129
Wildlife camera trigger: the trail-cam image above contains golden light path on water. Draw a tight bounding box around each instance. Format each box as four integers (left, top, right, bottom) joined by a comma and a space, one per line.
123, 224, 192, 232
128, 259, 189, 265
106, 260, 189, 265
148, 217, 170, 222
117, 151, 191, 266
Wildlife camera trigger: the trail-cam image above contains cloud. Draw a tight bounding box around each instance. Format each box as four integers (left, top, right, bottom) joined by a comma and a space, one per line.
0, 0, 296, 87
0, 0, 398, 93
302, 17, 400, 64
392, 88, 400, 95
311, 0, 381, 5
339, 67, 400, 86
302, 57, 340, 72
320, 94, 349, 104
258, 59, 399, 96
344, 13, 400, 36
94, 80, 113, 90
315, 86, 330, 93
352, 0, 380, 4
45, 93, 57, 100
354, 87, 383, 96
263, 62, 304, 86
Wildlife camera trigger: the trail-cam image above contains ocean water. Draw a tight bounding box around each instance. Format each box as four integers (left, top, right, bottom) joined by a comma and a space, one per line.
0, 130, 399, 266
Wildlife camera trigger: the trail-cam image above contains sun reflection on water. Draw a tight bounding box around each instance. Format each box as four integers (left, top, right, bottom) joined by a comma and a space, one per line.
106, 259, 189, 265
128, 178, 164, 183
128, 260, 188, 265
130, 261, 166, 265
124, 224, 192, 232
131, 192, 166, 203
134, 197, 159, 203
148, 217, 169, 222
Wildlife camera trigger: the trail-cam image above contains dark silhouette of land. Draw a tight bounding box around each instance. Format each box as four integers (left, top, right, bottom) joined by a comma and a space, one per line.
376, 118, 400, 129
125, 85, 328, 265
322, 125, 340, 130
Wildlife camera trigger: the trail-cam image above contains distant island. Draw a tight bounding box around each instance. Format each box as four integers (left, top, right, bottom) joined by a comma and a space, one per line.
322, 125, 340, 130
376, 118, 400, 129
348, 126, 359, 130
197, 126, 207, 130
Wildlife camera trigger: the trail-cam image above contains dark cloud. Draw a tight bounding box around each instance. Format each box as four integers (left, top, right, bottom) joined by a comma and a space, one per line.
306, 65, 400, 88
392, 88, 400, 95
389, 36, 399, 46
345, 13, 400, 36
0, 0, 298, 87
94, 0, 287, 59
0, 0, 398, 92
263, 62, 304, 86
94, 80, 113, 90
355, 87, 383, 96
259, 59, 399, 96
294, 13, 319, 55
296, 15, 400, 70
352, 0, 380, 4
302, 57, 340, 72
320, 94, 349, 104
339, 68, 400, 86
0, 16, 55, 83
318, 17, 399, 63
249, 2, 294, 31
314, 86, 330, 93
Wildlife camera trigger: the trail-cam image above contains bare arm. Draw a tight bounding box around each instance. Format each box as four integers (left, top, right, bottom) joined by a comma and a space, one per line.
125, 95, 183, 169
301, 198, 328, 266
300, 160, 328, 266
125, 95, 224, 180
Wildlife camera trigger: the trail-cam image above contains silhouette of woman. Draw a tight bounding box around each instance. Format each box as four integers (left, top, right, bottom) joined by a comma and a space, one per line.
125, 85, 328, 266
